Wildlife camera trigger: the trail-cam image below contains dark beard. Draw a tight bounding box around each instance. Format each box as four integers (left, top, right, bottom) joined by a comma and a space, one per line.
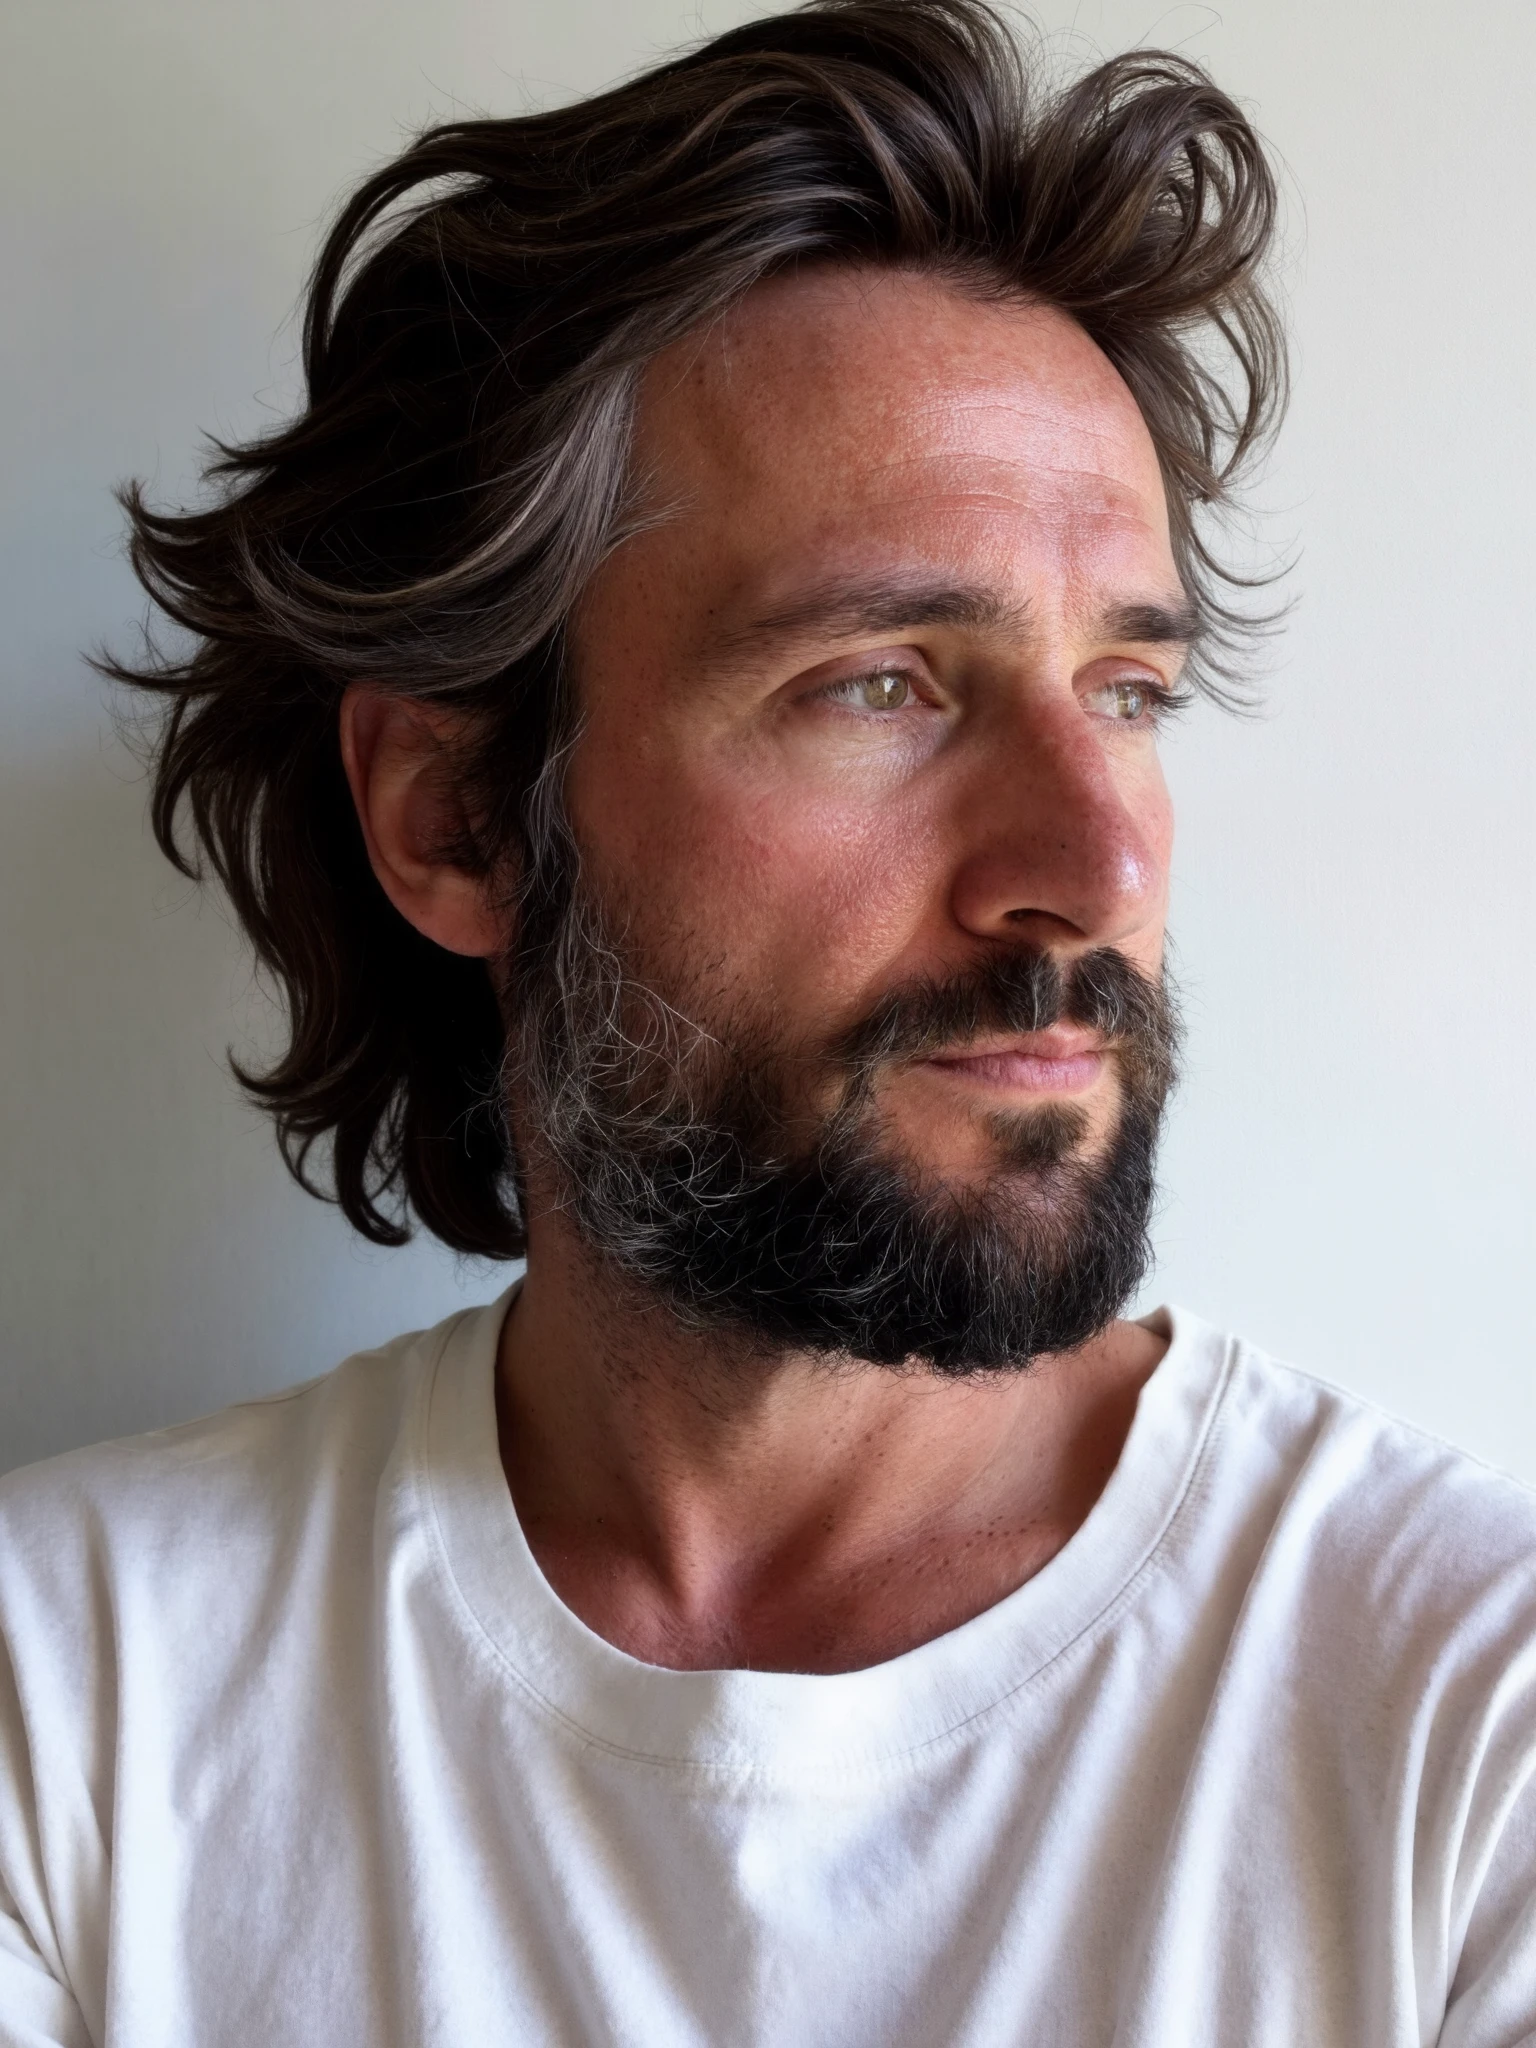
506, 829, 1180, 1375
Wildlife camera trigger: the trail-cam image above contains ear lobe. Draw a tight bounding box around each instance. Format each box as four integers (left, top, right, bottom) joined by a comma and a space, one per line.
339, 684, 506, 960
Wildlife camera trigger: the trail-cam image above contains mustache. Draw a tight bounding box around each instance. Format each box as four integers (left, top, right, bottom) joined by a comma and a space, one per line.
830, 946, 1180, 1091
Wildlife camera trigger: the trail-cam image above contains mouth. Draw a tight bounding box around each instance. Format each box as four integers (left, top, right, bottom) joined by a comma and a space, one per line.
918, 1029, 1107, 1097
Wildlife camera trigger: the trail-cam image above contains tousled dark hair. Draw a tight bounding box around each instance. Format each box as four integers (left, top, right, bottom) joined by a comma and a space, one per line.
103, 0, 1286, 1260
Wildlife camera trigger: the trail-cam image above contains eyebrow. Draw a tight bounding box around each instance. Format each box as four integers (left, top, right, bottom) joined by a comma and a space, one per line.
726, 575, 1032, 652
1097, 598, 1203, 647
707, 573, 1201, 667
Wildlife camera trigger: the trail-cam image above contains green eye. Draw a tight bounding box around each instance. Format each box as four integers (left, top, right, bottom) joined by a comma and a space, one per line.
847, 670, 912, 710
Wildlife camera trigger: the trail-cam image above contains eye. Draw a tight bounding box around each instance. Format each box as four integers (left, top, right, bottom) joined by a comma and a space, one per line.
1084, 674, 1170, 724
825, 668, 917, 712
1108, 678, 1147, 719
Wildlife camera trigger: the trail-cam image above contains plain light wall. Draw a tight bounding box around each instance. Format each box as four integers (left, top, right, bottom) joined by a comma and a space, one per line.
3, 0, 1532, 1478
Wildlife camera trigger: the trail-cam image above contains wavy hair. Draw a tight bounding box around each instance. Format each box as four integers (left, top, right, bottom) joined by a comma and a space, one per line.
102, 0, 1287, 1258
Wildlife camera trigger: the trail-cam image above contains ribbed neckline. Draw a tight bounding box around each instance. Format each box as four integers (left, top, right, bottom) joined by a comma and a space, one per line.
420, 1293, 1235, 1782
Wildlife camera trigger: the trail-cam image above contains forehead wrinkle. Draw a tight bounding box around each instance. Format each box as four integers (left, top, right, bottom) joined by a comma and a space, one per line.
868, 436, 1163, 514
870, 383, 1160, 470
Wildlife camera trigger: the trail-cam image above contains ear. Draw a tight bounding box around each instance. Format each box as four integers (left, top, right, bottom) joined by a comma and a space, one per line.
339, 684, 506, 960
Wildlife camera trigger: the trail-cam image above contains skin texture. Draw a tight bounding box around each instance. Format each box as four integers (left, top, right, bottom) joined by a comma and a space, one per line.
341, 266, 1190, 1673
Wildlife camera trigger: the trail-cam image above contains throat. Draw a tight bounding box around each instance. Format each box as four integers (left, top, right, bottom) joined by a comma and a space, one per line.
517, 1503, 1082, 1674
495, 1263, 1165, 1674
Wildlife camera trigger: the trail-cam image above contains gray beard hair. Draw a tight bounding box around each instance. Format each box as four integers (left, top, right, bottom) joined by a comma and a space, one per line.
499, 783, 1180, 1374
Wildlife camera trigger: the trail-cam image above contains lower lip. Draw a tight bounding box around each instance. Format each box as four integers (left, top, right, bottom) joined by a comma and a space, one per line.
922, 1051, 1104, 1094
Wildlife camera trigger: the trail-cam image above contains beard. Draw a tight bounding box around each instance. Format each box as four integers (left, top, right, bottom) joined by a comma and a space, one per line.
503, 811, 1180, 1376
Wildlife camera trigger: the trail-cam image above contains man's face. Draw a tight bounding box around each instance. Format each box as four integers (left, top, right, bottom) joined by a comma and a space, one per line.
522, 266, 1185, 1366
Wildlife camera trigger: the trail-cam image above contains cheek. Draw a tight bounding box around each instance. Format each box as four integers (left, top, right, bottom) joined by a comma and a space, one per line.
753, 788, 943, 982
573, 738, 945, 1016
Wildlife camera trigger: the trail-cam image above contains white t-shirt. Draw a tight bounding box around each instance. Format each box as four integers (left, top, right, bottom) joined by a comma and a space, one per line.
3, 1296, 1536, 2047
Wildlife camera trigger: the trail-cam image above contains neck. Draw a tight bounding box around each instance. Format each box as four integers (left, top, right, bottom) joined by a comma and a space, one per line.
496, 1205, 1166, 1674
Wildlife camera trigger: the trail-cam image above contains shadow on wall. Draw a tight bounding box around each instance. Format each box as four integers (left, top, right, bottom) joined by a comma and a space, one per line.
0, 728, 503, 1475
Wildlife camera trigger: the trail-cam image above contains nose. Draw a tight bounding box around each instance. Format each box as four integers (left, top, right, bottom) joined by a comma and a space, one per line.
946, 694, 1168, 951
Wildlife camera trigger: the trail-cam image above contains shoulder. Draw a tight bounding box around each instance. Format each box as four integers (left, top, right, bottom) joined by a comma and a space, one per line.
0, 1297, 506, 2026
1177, 1313, 1536, 1775
0, 1302, 493, 1653
1149, 1321, 1536, 2028
1209, 1325, 1536, 1594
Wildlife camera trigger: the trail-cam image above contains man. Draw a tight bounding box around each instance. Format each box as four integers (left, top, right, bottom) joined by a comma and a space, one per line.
3, 2, 1534, 2041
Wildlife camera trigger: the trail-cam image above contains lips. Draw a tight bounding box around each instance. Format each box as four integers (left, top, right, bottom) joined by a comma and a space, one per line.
919, 1031, 1107, 1095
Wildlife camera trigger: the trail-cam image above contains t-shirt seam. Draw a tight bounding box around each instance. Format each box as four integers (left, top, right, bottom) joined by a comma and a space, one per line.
415, 1314, 1243, 1784
1241, 1351, 1536, 1499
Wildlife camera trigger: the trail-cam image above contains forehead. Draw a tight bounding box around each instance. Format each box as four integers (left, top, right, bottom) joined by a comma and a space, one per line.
625, 266, 1175, 621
